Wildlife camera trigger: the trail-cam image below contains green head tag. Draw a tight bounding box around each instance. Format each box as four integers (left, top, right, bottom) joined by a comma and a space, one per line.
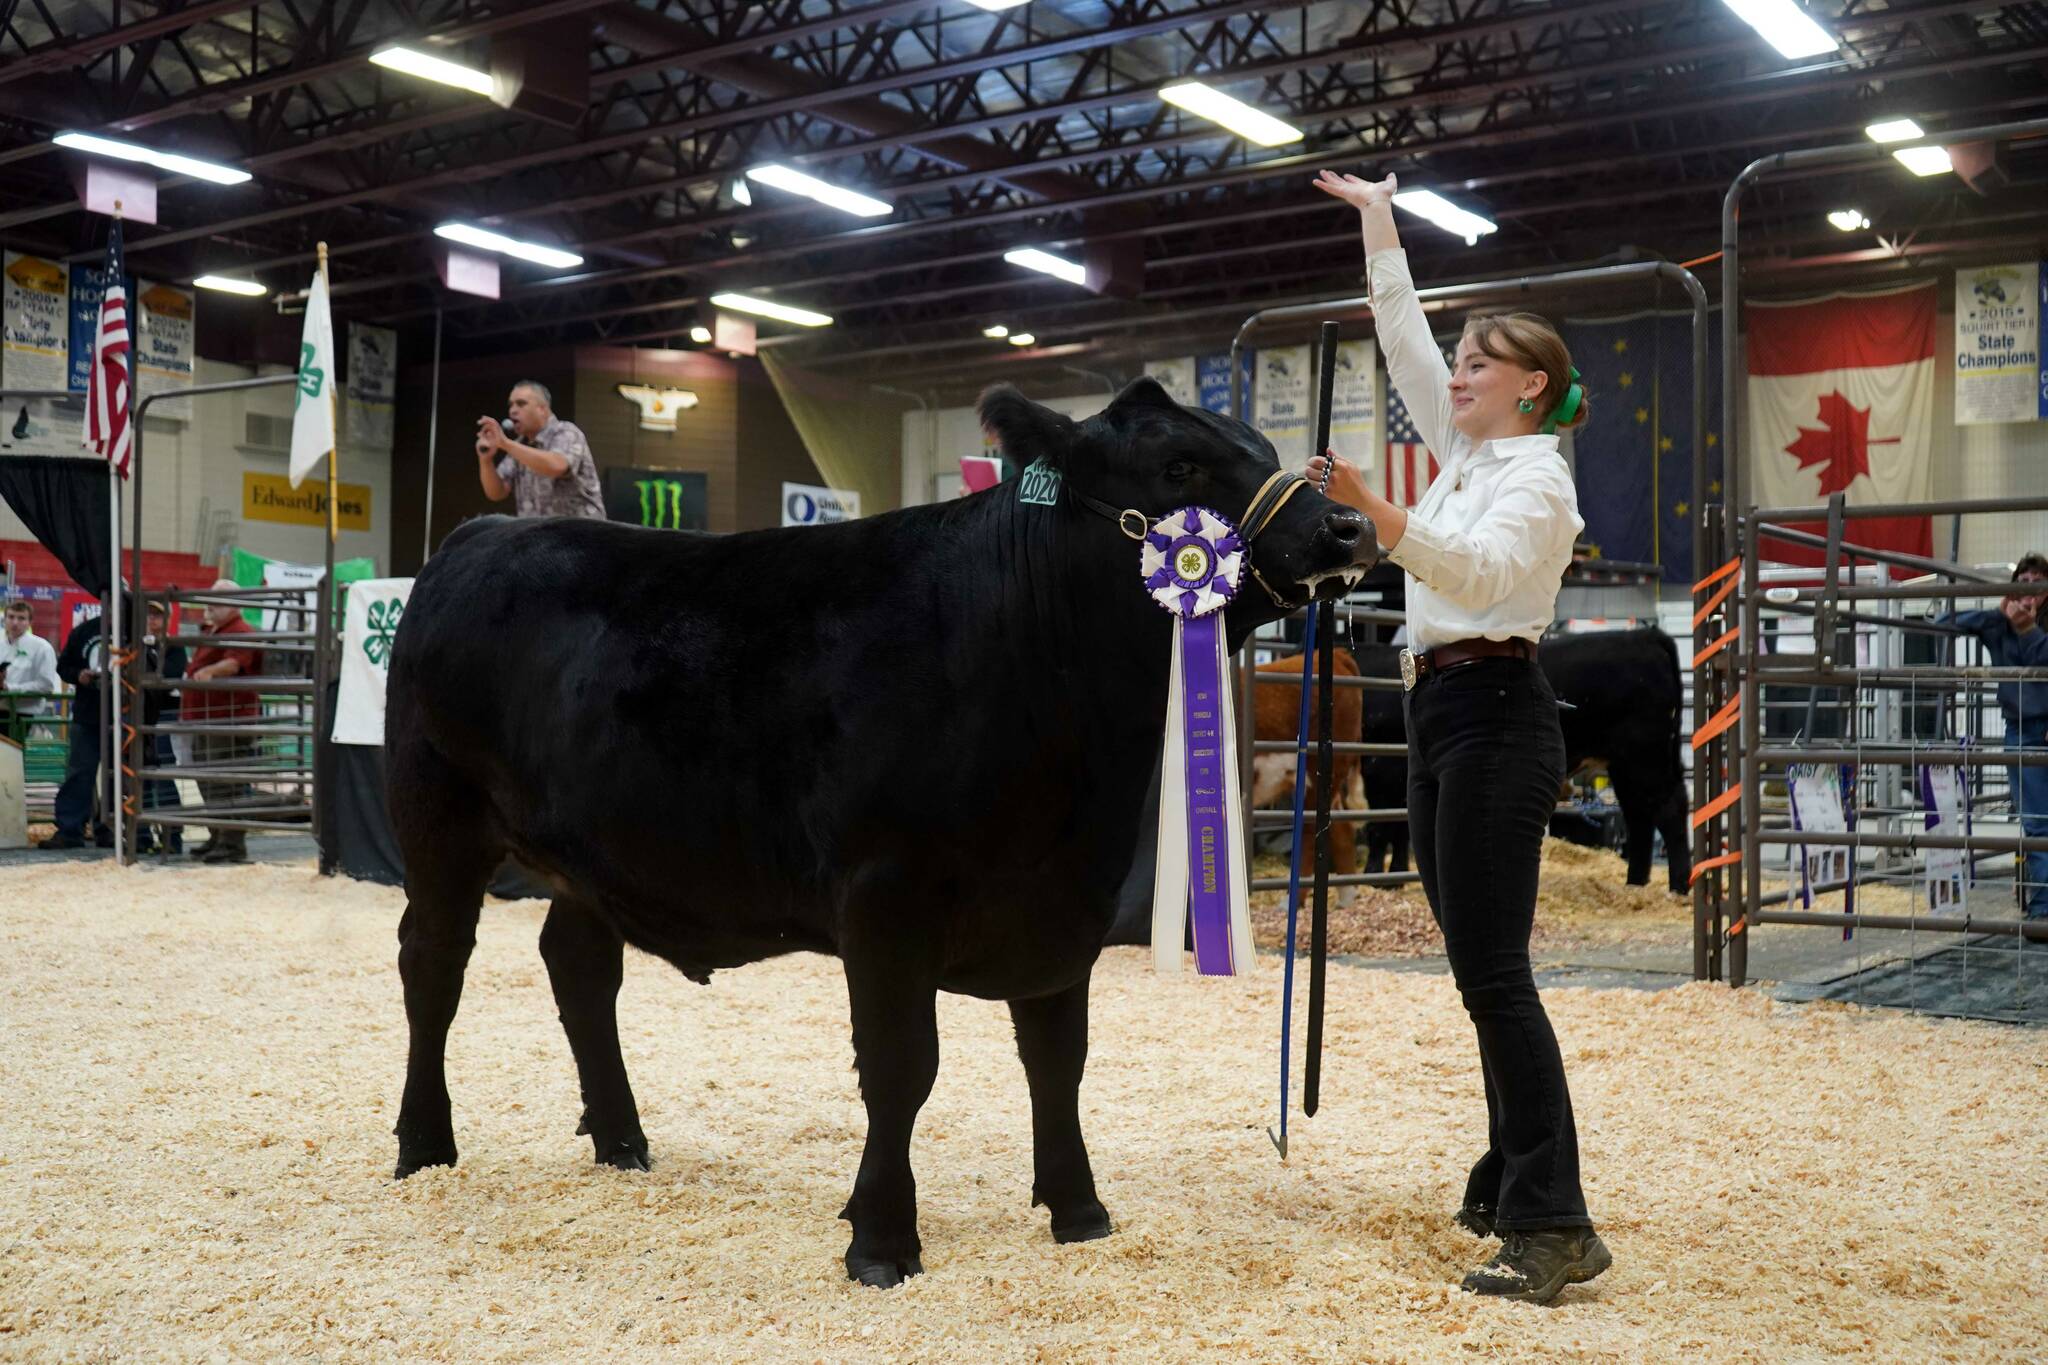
1018, 458, 1063, 506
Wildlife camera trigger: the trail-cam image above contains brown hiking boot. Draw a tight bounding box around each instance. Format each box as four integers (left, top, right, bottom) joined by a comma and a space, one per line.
1460, 1227, 1612, 1304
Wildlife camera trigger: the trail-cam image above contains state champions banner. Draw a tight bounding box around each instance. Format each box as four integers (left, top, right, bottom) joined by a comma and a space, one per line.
1747, 282, 1935, 569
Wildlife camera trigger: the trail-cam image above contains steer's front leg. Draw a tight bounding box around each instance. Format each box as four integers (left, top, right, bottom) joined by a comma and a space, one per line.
1009, 971, 1112, 1244
837, 889, 941, 1289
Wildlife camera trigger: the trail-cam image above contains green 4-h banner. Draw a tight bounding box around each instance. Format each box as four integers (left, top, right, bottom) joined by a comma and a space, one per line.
229, 546, 377, 627
332, 576, 413, 746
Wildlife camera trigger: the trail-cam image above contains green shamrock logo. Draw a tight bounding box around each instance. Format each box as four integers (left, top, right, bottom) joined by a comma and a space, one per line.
363, 597, 403, 665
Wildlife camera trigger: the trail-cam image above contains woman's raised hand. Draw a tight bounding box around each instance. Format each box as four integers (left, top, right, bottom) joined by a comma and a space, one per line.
1312, 170, 1397, 210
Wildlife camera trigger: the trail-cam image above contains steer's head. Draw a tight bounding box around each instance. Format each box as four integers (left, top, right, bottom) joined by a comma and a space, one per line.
979, 377, 1378, 626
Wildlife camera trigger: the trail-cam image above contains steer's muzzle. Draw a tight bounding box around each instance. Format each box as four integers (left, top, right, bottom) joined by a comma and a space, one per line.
1301, 505, 1379, 599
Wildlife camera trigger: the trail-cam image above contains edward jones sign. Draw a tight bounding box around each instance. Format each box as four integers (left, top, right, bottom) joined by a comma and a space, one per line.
244, 472, 372, 531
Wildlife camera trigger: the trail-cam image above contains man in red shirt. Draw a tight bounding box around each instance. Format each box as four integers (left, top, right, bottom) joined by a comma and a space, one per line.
185, 577, 264, 864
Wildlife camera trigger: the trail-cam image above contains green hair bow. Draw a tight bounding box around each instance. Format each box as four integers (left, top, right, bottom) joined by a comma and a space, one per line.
1541, 366, 1584, 435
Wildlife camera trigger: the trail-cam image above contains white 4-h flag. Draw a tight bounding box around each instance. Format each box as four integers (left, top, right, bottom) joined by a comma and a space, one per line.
1747, 282, 1935, 566
288, 270, 336, 488
333, 577, 414, 745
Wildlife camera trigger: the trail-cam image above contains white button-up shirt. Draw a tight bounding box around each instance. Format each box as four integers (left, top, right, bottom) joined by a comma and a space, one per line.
1368, 249, 1584, 652
1, 629, 61, 713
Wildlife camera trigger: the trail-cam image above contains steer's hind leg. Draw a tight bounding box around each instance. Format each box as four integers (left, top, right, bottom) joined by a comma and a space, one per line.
838, 883, 941, 1289
1010, 972, 1112, 1245
389, 747, 498, 1180
539, 900, 649, 1171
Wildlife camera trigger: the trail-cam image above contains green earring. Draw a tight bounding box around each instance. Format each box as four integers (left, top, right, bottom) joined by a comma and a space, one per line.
1517, 397, 1536, 413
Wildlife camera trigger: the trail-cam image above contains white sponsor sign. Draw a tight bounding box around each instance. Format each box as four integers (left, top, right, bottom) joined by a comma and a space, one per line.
134, 279, 195, 420
1919, 764, 1968, 910
1252, 344, 1312, 466
782, 482, 861, 526
1953, 263, 2041, 426
1786, 765, 1850, 906
346, 322, 398, 451
334, 577, 414, 746
1330, 338, 1378, 456
1141, 356, 1197, 406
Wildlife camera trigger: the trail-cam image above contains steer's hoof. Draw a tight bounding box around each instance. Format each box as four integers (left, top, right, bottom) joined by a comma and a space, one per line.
393, 1145, 457, 1180
1051, 1206, 1114, 1244
846, 1253, 924, 1289
596, 1139, 651, 1172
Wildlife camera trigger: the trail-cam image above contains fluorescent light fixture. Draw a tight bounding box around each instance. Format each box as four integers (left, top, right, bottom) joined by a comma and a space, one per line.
689, 325, 713, 343
1004, 247, 1086, 286
1864, 118, 1924, 143
52, 131, 251, 185
731, 177, 752, 207
710, 292, 833, 328
192, 274, 266, 296
1892, 145, 1952, 176
963, 0, 1033, 9
1008, 332, 1037, 347
744, 164, 891, 218
1715, 0, 1836, 58
982, 324, 1010, 338
433, 222, 582, 269
1390, 189, 1498, 246
1826, 209, 1870, 232
368, 46, 495, 97
1157, 81, 1303, 148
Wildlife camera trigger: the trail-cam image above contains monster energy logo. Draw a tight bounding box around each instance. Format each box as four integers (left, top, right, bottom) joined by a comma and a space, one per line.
635, 479, 689, 528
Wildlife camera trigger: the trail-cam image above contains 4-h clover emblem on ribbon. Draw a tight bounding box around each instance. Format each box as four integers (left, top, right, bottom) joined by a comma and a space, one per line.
363, 597, 403, 666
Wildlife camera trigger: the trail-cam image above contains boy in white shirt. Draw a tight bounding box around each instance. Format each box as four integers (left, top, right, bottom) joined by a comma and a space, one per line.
0, 599, 61, 715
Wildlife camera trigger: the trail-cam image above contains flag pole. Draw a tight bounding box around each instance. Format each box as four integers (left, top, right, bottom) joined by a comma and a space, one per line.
106, 205, 126, 866
316, 240, 337, 873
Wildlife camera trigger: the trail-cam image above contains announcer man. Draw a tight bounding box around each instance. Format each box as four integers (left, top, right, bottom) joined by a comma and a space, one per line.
475, 380, 605, 519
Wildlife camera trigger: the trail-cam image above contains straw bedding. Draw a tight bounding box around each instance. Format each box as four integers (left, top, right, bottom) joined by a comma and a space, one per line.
2, 859, 2042, 1362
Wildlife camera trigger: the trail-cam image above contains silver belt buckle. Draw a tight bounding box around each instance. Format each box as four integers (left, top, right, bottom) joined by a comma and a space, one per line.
1399, 648, 1418, 691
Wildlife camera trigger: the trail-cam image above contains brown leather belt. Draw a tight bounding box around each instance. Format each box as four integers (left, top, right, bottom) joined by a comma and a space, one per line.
1399, 636, 1535, 690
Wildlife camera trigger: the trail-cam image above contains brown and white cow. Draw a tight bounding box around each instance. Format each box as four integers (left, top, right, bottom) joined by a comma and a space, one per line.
1250, 647, 1366, 896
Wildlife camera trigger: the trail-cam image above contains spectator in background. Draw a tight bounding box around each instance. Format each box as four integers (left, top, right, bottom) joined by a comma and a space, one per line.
184, 578, 263, 865
1945, 552, 2048, 919
474, 380, 605, 519
1, 599, 61, 717
137, 599, 188, 856
43, 603, 117, 849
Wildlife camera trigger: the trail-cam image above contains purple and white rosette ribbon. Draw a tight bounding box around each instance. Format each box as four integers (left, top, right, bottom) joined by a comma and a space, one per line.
1143, 507, 1256, 977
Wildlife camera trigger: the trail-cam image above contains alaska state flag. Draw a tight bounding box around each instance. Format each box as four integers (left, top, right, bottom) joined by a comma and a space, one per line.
1746, 282, 1935, 570
1560, 310, 1725, 584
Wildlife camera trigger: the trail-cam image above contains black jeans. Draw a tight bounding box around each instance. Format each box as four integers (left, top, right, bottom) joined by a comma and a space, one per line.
1405, 655, 1590, 1231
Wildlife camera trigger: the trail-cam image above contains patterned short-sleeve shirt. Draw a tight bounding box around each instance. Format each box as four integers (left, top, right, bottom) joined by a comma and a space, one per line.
496, 416, 606, 519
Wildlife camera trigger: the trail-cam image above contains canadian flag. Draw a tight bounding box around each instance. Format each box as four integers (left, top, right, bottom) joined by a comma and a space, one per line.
1747, 282, 1935, 569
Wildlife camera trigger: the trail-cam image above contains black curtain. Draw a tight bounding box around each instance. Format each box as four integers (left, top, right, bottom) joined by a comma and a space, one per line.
0, 456, 112, 595
318, 680, 552, 898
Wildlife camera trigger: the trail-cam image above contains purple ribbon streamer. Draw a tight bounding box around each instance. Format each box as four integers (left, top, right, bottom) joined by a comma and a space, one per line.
1180, 611, 1235, 974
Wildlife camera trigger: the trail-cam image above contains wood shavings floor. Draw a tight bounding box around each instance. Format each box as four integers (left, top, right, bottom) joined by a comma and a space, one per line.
2, 859, 2043, 1362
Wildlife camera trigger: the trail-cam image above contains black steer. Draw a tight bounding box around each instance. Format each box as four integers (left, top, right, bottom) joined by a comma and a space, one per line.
383, 377, 1376, 1288
1352, 628, 1690, 890
1542, 627, 1691, 892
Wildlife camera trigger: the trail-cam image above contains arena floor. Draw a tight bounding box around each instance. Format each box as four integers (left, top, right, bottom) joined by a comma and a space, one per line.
2, 856, 2044, 1362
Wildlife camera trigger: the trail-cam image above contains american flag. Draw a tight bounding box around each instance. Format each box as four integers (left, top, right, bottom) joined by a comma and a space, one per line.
1382, 388, 1438, 509
83, 218, 132, 477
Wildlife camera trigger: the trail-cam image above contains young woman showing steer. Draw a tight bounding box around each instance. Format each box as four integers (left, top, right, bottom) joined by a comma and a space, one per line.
1308, 168, 1613, 1305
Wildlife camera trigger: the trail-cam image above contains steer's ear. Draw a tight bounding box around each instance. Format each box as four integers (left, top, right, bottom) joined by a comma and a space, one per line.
1108, 375, 1182, 413
979, 384, 1077, 469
